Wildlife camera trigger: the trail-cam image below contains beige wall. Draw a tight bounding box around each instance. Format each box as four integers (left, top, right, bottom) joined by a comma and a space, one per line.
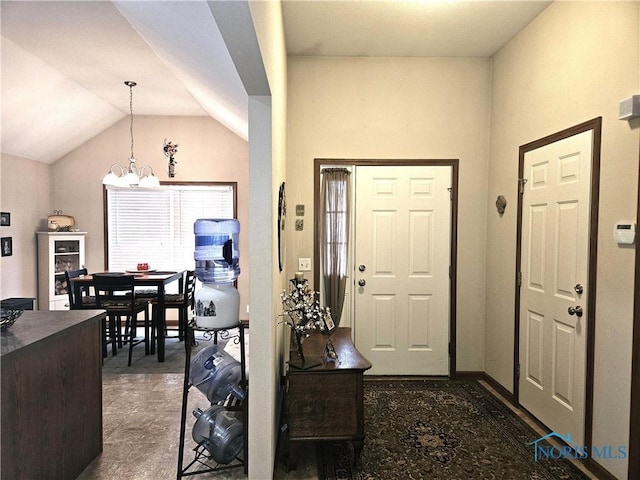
50, 115, 250, 315
0, 154, 52, 305
286, 56, 492, 371
248, 1, 289, 476
486, 3, 640, 478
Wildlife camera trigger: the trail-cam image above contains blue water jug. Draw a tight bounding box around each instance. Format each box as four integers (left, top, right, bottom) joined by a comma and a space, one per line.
194, 219, 240, 283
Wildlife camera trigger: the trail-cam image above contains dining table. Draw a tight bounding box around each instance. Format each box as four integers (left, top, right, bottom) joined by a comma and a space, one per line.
70, 270, 185, 362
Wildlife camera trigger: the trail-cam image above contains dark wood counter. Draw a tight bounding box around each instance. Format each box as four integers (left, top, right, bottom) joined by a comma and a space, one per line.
1, 310, 105, 480
285, 327, 371, 470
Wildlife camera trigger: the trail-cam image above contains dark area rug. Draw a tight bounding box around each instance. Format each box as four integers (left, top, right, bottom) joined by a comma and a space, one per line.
101, 336, 191, 374
318, 379, 589, 480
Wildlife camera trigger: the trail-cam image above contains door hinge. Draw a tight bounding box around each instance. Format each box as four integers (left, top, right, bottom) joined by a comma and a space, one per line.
449, 265, 452, 279
516, 363, 520, 379
447, 187, 454, 201
516, 271, 522, 287
518, 178, 528, 195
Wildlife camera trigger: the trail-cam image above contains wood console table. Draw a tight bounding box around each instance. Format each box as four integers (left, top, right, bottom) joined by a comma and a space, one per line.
1, 310, 105, 480
285, 327, 371, 470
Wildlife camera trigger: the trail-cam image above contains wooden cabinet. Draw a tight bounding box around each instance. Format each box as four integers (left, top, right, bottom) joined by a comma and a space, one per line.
37, 232, 86, 310
1, 310, 104, 480
285, 327, 371, 469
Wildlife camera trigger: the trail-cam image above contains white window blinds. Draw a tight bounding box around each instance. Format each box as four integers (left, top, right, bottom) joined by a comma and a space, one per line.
106, 184, 235, 272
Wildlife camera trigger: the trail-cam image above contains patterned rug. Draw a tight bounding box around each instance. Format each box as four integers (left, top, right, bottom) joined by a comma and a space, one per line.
318, 379, 589, 480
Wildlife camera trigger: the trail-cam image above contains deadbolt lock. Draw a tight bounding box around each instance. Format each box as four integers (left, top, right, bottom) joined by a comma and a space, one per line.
358, 265, 366, 272
574, 284, 584, 295
358, 279, 366, 287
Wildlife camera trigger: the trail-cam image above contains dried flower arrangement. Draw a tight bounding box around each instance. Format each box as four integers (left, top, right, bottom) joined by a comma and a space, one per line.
280, 279, 333, 365
163, 139, 179, 177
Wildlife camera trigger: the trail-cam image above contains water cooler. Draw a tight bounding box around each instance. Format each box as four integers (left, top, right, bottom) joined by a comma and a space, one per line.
176, 218, 246, 474
193, 219, 240, 329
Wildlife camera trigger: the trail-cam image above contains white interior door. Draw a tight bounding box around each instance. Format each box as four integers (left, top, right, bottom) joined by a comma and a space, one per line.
354, 165, 451, 375
519, 130, 593, 445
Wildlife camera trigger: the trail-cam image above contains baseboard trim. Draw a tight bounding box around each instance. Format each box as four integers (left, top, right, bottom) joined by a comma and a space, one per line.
481, 373, 515, 405
584, 458, 617, 480
454, 370, 484, 380
454, 371, 515, 405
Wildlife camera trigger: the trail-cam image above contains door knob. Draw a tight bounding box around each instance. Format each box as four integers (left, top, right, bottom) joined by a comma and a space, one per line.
358, 279, 366, 287
568, 306, 583, 318
358, 265, 366, 272
574, 284, 583, 295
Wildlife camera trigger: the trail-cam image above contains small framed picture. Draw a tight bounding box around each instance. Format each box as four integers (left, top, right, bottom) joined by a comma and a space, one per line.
0, 212, 10, 226
1, 237, 12, 257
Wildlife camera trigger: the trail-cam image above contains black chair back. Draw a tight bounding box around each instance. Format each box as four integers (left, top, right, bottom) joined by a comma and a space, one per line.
184, 270, 196, 311
93, 274, 137, 310
65, 268, 91, 309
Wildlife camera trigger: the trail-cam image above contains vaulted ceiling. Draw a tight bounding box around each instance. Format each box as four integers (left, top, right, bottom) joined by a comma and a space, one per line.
1, 0, 551, 164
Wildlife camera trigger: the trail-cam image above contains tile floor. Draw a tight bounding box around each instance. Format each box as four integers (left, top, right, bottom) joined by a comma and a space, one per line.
77, 371, 314, 480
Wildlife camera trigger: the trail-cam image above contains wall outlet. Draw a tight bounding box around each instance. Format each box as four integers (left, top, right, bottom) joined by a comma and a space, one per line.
298, 257, 311, 271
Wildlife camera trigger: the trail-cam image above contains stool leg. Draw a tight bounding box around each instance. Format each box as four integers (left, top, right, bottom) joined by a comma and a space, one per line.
178, 307, 185, 341
150, 304, 157, 355
110, 314, 118, 356
144, 307, 150, 355
102, 317, 108, 358
128, 314, 137, 366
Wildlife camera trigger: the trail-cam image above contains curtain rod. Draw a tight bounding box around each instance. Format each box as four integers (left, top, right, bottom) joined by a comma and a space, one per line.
321, 167, 351, 175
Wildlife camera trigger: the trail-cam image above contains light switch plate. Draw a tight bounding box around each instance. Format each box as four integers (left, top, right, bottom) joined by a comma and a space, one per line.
298, 258, 311, 271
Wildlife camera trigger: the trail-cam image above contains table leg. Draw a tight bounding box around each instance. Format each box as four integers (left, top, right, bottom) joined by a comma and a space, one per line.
157, 284, 166, 362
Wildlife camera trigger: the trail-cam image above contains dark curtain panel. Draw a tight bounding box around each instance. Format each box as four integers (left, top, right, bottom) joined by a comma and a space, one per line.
320, 168, 351, 328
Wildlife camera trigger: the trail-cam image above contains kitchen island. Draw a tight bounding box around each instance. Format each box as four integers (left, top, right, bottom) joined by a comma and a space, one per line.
1, 309, 105, 480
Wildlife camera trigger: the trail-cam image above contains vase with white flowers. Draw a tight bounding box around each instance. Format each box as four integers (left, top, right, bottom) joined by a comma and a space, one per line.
280, 277, 333, 368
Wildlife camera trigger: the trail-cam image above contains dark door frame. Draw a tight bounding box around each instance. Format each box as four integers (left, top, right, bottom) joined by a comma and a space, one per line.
513, 117, 602, 455
313, 158, 459, 377
628, 130, 640, 480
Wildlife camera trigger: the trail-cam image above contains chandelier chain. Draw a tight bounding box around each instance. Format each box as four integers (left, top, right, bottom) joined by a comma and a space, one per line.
129, 82, 135, 160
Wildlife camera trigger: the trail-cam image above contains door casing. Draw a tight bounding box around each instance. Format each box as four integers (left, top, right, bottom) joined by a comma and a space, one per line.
314, 158, 459, 377
513, 117, 601, 451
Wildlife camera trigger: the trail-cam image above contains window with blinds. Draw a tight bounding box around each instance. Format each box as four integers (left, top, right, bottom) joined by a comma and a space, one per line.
105, 183, 236, 272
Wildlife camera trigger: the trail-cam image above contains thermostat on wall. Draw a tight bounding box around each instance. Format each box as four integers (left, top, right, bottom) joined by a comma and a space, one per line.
613, 222, 636, 245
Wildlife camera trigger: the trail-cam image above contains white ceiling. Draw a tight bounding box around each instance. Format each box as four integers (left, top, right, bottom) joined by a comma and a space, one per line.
0, 0, 551, 164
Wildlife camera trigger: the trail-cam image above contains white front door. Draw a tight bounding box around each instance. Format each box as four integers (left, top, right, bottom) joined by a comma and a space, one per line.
353, 165, 451, 375
519, 130, 593, 445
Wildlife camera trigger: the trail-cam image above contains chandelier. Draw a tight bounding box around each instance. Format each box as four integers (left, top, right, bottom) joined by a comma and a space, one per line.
102, 81, 160, 188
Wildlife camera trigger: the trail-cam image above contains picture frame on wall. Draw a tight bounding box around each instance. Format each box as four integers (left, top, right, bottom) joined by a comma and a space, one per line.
0, 212, 10, 226
1, 237, 12, 257
277, 182, 286, 272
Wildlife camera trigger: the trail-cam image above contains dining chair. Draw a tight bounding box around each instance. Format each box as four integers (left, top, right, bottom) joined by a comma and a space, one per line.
65, 268, 96, 309
93, 273, 151, 366
150, 270, 196, 353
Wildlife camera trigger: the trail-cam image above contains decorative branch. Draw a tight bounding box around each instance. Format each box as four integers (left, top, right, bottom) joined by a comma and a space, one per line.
163, 139, 179, 178
279, 279, 333, 363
